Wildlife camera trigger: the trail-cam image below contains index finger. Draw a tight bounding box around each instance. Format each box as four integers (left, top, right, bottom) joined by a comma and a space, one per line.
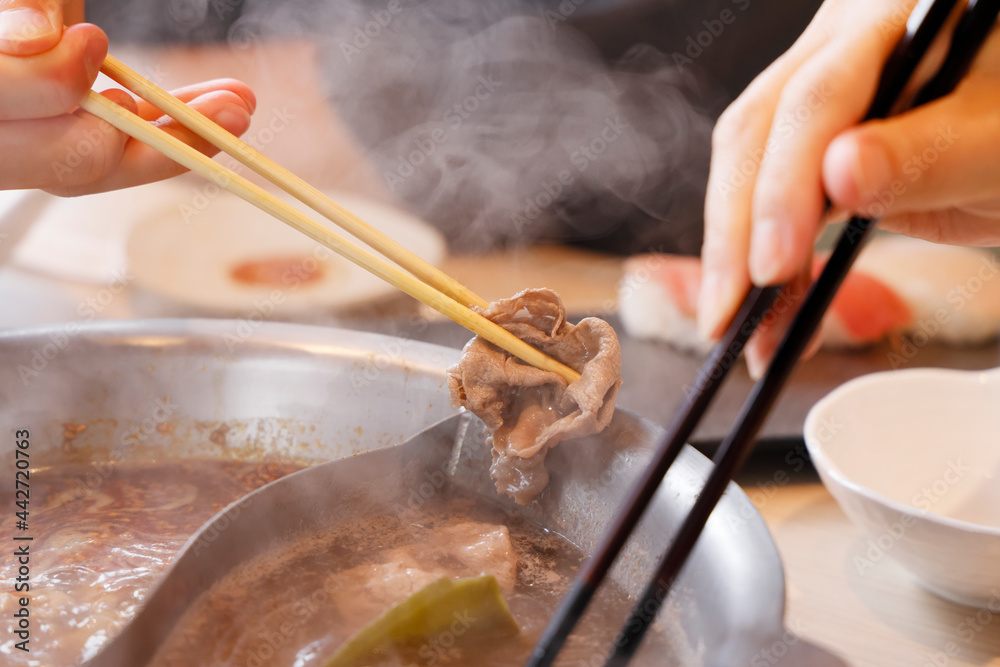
747, 4, 914, 287
699, 40, 827, 340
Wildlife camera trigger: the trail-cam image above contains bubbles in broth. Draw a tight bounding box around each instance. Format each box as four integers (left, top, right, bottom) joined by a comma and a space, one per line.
150, 490, 686, 666
0, 460, 301, 666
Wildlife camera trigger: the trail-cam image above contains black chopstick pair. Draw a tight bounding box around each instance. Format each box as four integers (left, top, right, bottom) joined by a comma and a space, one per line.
528, 1, 1000, 665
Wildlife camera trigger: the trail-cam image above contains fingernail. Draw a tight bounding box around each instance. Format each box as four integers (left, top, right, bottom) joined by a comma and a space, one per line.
215, 103, 252, 131
749, 218, 789, 285
235, 90, 257, 115
84, 35, 108, 82
697, 268, 729, 339
0, 8, 56, 50
745, 344, 768, 381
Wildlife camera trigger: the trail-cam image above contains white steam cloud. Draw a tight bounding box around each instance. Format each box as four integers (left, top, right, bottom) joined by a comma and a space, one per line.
105, 0, 715, 253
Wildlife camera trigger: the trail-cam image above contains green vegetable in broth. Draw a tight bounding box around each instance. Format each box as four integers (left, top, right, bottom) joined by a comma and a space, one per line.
324, 574, 520, 666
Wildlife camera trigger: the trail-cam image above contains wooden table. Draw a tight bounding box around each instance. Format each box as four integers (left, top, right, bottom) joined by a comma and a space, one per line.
738, 456, 1000, 667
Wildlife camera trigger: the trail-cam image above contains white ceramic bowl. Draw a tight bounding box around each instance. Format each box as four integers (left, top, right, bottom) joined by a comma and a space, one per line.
804, 367, 1000, 607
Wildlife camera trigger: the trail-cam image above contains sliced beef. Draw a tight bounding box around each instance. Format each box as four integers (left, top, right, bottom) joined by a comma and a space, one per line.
448, 288, 621, 504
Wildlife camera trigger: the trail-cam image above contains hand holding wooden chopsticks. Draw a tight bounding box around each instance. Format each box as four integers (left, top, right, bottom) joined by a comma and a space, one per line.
528, 0, 1000, 665
78, 57, 580, 384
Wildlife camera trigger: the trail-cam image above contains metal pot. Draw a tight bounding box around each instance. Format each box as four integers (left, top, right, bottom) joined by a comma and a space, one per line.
0, 320, 837, 665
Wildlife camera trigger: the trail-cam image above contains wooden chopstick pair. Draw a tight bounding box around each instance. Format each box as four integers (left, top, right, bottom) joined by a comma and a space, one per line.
79, 57, 581, 385
528, 0, 1000, 664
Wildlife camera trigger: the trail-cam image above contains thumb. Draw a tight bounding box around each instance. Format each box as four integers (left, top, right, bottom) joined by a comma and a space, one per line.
0, 0, 64, 55
822, 82, 1000, 219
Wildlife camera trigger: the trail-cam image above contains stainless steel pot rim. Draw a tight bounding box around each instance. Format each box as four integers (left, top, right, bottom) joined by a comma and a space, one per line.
2, 318, 797, 666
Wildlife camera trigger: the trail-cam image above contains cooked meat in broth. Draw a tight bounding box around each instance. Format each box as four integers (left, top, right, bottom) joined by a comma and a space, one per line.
448, 288, 622, 504
148, 490, 681, 666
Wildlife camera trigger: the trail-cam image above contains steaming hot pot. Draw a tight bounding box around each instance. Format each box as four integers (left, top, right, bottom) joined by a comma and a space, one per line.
0, 319, 840, 665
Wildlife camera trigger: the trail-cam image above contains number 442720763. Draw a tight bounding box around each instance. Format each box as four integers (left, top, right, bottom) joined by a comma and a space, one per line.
14, 430, 30, 529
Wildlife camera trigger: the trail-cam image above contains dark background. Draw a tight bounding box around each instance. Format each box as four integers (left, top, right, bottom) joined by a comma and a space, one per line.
87, 0, 826, 255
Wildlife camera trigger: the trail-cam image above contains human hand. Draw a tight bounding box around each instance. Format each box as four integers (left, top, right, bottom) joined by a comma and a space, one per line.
697, 0, 1000, 377
0, 0, 256, 195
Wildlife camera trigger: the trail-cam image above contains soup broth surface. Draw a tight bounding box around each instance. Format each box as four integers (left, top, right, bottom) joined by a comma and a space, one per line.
0, 460, 300, 666
150, 489, 685, 666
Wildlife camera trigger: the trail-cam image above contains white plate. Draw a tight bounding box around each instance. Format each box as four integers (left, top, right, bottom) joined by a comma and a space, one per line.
127, 190, 446, 315
10, 182, 191, 284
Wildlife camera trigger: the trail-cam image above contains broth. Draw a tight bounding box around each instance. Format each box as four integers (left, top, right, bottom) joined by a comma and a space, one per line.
0, 460, 301, 667
150, 490, 681, 666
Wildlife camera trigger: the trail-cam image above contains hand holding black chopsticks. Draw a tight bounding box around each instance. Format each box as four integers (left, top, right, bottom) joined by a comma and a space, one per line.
527, 1, 1000, 664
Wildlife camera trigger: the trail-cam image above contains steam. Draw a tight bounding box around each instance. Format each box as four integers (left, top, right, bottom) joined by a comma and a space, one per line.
96, 0, 714, 253
223, 0, 713, 253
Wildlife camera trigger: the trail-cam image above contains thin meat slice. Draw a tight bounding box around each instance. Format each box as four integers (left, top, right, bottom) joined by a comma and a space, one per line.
329, 521, 517, 633
448, 288, 622, 505
401, 522, 518, 594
